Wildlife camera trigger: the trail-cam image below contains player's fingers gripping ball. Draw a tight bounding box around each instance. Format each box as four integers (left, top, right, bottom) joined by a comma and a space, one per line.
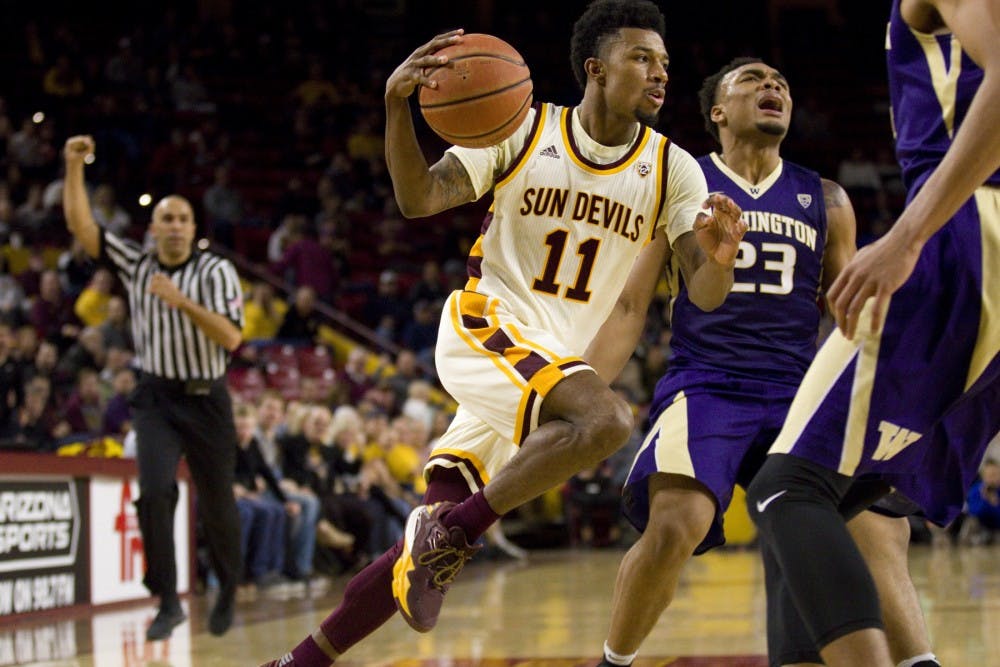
419, 33, 533, 148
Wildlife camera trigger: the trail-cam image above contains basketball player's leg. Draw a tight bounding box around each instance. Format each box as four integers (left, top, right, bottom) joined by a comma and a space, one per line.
848, 510, 937, 664
429, 289, 632, 523
260, 466, 473, 667
603, 474, 715, 662
394, 293, 632, 630
480, 369, 632, 516
747, 455, 893, 667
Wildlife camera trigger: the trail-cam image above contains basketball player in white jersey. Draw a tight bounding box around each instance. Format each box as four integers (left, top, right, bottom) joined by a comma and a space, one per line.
261, 1, 746, 664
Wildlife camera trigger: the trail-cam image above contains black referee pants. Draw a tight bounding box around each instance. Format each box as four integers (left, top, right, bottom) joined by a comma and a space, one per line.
131, 376, 242, 600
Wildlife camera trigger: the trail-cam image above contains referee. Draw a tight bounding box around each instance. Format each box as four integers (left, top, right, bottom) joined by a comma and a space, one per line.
63, 136, 244, 641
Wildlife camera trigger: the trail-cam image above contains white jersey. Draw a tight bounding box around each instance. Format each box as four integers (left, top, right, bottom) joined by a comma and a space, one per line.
449, 102, 706, 354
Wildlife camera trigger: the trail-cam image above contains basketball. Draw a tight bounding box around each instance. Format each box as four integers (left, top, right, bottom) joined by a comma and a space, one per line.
418, 33, 533, 148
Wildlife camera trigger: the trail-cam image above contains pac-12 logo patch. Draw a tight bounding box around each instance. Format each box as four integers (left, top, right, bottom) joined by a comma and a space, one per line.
635, 161, 651, 176
797, 194, 812, 209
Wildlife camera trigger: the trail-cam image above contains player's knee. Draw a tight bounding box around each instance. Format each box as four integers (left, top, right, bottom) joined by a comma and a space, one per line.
746, 461, 786, 530
587, 393, 633, 459
644, 512, 705, 565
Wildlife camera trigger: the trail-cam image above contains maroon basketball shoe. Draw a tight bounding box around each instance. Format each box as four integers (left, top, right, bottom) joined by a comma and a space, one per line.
258, 655, 294, 667
260, 653, 295, 667
392, 501, 481, 632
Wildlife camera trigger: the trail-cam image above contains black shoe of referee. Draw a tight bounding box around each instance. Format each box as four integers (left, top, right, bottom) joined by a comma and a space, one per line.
209, 585, 236, 636
146, 598, 186, 641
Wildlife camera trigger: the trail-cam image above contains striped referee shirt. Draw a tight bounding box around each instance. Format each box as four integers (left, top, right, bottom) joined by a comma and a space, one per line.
101, 230, 244, 380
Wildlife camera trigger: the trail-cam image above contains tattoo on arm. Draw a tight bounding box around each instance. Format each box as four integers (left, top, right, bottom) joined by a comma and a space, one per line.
429, 153, 477, 209
822, 179, 850, 211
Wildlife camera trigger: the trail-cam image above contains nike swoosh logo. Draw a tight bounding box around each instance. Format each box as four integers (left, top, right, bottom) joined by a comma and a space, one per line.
755, 490, 787, 513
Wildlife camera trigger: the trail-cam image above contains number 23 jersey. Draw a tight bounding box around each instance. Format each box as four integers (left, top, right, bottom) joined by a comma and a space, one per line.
668, 153, 828, 386
448, 102, 707, 355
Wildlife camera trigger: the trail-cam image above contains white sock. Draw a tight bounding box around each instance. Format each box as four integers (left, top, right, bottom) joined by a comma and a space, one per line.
603, 640, 637, 666
897, 653, 939, 667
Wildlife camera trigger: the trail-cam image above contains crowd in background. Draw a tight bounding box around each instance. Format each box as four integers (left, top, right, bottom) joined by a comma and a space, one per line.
1, 1, 998, 592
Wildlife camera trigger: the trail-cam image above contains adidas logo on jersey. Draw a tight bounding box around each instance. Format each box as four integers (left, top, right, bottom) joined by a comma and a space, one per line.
539, 144, 560, 159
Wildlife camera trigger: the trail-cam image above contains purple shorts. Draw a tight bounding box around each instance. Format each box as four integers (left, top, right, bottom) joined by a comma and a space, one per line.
623, 368, 798, 553
770, 189, 1000, 525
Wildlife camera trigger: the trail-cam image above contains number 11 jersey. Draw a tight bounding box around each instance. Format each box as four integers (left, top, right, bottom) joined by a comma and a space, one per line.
448, 102, 706, 355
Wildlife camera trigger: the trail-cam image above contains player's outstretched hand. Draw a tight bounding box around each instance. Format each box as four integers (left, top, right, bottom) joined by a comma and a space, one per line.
64, 135, 95, 166
386, 29, 464, 100
826, 228, 922, 340
693, 193, 747, 267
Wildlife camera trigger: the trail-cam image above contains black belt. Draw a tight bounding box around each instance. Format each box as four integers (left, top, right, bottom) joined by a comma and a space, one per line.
139, 373, 222, 396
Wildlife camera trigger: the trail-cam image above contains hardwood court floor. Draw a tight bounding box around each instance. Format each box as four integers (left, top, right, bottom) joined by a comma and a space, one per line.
4, 545, 999, 666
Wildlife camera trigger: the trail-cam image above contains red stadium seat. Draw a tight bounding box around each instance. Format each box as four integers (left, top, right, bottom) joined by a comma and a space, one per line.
265, 362, 301, 401
261, 343, 300, 369
227, 366, 267, 403
296, 345, 333, 377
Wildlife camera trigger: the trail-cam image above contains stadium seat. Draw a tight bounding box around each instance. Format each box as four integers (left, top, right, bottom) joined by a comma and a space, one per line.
296, 345, 333, 377
227, 366, 267, 403
264, 362, 301, 401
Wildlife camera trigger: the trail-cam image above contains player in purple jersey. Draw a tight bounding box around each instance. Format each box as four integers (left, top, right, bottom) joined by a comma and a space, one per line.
746, 0, 1000, 664
588, 57, 936, 667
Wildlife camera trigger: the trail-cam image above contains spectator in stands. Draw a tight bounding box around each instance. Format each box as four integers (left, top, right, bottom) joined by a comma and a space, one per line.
54, 326, 106, 384
345, 112, 383, 163
0, 254, 26, 326
202, 164, 244, 248
836, 146, 883, 197
383, 349, 425, 413
13, 183, 51, 242
9, 117, 55, 181
233, 402, 295, 587
99, 344, 133, 385
0, 184, 14, 243
276, 285, 322, 343
23, 338, 58, 385
267, 213, 303, 264
148, 128, 191, 194
252, 392, 323, 583
0, 375, 68, 451
272, 222, 339, 302
338, 347, 375, 405
292, 62, 340, 112
961, 459, 1000, 546
789, 93, 832, 143
58, 238, 96, 298
60, 367, 106, 438
401, 299, 439, 367
564, 459, 624, 548
16, 249, 45, 298
91, 183, 131, 236
299, 376, 336, 406
373, 211, 407, 261
74, 267, 114, 327
363, 269, 410, 343
400, 379, 436, 432
42, 55, 83, 101
275, 177, 315, 220
103, 37, 144, 92
254, 390, 288, 472
407, 260, 448, 305
30, 268, 81, 349
243, 281, 289, 342
102, 366, 135, 437
279, 405, 373, 572
169, 64, 216, 113
98, 296, 132, 351
0, 320, 26, 429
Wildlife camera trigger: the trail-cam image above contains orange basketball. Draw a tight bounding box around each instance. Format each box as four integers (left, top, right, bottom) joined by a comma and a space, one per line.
418, 33, 533, 148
